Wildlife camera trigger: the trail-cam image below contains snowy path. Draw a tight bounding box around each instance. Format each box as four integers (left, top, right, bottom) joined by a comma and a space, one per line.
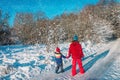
75, 39, 120, 80
37, 40, 117, 80
101, 55, 120, 80
39, 50, 109, 80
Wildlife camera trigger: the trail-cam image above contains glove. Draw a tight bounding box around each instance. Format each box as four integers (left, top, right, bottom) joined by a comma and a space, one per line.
66, 55, 70, 59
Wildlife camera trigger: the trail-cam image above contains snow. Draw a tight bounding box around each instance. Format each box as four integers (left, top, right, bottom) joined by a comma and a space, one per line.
101, 56, 120, 80
0, 39, 120, 80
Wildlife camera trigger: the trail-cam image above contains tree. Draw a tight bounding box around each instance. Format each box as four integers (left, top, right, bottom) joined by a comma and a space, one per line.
13, 12, 48, 45
91, 15, 114, 42
13, 12, 35, 44
0, 9, 12, 45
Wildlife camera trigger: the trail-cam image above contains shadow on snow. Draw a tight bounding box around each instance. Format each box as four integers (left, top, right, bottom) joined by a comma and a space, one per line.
64, 50, 109, 73
84, 50, 109, 72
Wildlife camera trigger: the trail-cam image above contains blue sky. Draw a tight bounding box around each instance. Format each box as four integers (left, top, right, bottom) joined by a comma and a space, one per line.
0, 0, 100, 26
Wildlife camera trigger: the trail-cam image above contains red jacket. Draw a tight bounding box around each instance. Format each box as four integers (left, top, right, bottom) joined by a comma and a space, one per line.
68, 41, 84, 59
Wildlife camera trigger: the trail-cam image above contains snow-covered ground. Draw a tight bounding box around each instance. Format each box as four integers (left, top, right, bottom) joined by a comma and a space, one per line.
0, 39, 119, 80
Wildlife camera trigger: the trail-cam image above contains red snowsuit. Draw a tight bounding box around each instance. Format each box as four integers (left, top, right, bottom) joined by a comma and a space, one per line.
67, 41, 85, 76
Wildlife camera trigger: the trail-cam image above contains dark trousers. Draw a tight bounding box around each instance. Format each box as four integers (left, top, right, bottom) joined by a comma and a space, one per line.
55, 63, 64, 73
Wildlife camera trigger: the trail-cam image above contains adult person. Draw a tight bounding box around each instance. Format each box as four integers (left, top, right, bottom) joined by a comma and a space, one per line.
67, 35, 85, 76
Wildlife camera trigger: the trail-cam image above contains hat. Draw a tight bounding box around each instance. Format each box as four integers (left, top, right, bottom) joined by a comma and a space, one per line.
73, 35, 78, 41
55, 47, 60, 53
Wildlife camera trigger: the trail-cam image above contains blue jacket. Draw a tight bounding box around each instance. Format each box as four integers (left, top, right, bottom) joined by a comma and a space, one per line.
54, 52, 66, 65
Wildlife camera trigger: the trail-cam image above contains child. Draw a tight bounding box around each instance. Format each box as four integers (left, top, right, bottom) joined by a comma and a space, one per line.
54, 47, 66, 74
